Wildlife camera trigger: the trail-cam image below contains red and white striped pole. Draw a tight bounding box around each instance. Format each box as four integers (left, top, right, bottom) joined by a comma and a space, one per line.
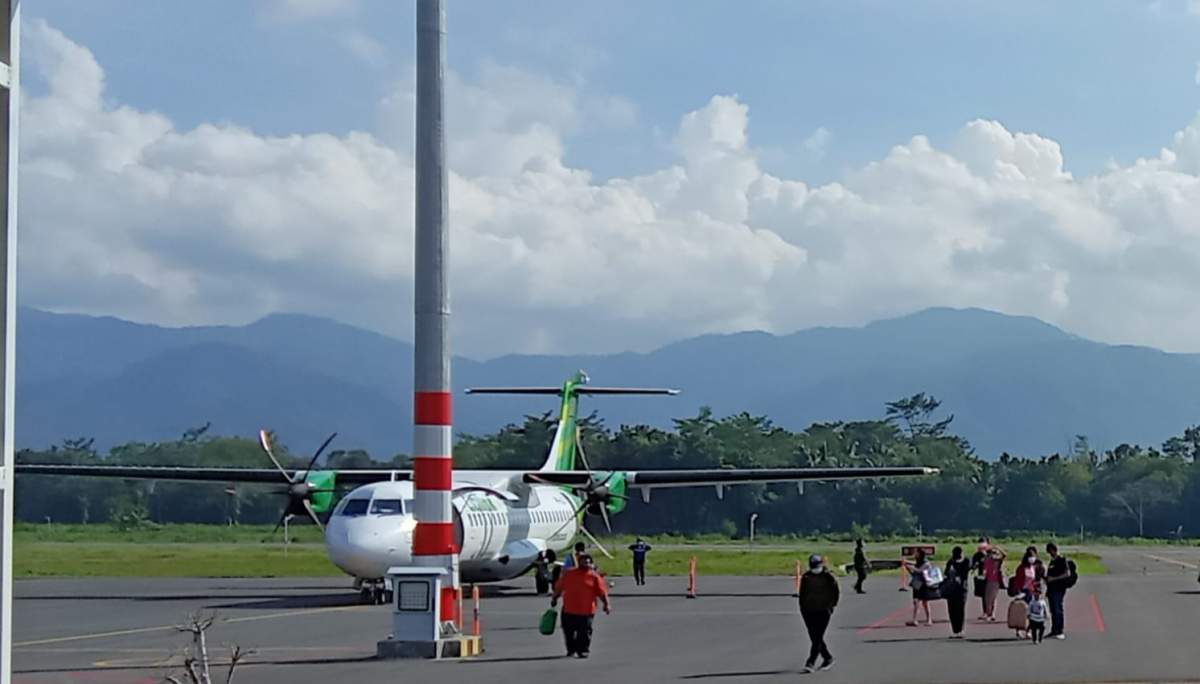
412, 0, 459, 628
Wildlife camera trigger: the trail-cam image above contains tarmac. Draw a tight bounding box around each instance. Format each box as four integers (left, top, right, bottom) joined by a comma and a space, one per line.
11, 546, 1200, 684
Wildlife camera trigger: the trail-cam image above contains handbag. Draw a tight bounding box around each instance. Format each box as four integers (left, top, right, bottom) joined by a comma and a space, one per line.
539, 608, 558, 636
973, 576, 987, 598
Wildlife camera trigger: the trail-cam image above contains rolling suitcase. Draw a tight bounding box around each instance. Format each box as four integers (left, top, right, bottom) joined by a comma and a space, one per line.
539, 608, 558, 636
1006, 598, 1028, 630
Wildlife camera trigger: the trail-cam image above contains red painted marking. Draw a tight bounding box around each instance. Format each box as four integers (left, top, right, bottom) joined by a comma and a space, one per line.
441, 586, 460, 623
1089, 593, 1106, 632
414, 391, 453, 425
413, 456, 453, 490
856, 603, 914, 635
412, 522, 458, 555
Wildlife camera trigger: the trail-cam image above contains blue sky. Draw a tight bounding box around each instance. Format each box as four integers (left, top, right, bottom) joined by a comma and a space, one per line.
28, 1, 1200, 184
17, 1, 1200, 357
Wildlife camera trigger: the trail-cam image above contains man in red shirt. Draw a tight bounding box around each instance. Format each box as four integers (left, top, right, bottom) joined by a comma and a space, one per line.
550, 553, 611, 658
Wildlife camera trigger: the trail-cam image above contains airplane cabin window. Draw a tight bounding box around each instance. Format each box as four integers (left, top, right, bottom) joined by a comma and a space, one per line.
370, 499, 404, 515
340, 498, 370, 517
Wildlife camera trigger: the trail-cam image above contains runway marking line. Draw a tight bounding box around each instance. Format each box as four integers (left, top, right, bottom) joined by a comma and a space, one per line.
13, 604, 366, 648
1142, 553, 1199, 570
856, 604, 913, 635
1089, 593, 1105, 633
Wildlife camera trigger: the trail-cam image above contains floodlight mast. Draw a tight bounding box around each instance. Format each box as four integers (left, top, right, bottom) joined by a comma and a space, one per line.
0, 2, 17, 682
411, 0, 459, 630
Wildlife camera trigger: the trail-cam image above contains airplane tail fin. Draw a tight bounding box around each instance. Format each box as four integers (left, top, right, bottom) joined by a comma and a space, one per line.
465, 371, 678, 472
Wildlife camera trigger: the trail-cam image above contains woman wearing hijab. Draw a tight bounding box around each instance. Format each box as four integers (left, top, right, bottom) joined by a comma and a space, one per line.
981, 544, 1007, 622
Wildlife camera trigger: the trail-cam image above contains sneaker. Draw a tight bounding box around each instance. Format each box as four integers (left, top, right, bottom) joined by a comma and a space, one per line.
1052, 633, 1065, 640
819, 659, 835, 671
802, 662, 815, 674
577, 652, 589, 658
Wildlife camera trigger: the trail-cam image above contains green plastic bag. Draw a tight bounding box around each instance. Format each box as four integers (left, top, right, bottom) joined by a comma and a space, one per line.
539, 608, 558, 636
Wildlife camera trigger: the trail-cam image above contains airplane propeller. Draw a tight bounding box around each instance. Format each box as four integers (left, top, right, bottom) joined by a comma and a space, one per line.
258, 429, 338, 540
537, 427, 625, 558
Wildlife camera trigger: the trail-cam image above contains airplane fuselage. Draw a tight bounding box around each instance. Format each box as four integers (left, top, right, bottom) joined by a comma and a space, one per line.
324, 471, 580, 584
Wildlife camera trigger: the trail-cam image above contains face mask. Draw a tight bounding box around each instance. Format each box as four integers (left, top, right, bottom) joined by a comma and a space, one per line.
810, 566, 824, 574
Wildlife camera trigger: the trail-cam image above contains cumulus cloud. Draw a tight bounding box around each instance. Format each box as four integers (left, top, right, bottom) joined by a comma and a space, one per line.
19, 20, 1200, 357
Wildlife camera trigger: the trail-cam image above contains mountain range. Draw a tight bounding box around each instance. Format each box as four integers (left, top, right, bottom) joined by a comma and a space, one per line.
16, 306, 1200, 459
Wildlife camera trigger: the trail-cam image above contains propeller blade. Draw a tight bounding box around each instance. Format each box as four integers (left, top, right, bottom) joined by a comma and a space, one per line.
575, 427, 592, 473
305, 432, 338, 473
579, 526, 613, 559
264, 511, 287, 543
548, 499, 590, 540
258, 429, 292, 482
302, 499, 325, 533
598, 499, 612, 534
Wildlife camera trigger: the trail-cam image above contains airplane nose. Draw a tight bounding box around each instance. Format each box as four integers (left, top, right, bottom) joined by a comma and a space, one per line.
329, 515, 414, 579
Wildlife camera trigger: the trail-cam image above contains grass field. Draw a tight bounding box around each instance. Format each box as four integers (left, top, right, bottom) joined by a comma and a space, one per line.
11, 524, 1107, 579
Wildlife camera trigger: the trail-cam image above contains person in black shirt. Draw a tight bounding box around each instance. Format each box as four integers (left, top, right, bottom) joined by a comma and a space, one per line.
853, 540, 869, 594
798, 554, 839, 673
944, 546, 971, 639
1044, 542, 1072, 639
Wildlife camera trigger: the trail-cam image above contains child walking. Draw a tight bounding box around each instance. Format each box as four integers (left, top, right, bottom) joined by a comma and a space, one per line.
1028, 584, 1049, 644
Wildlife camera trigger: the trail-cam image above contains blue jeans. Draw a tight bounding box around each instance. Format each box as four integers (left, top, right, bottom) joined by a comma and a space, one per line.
1048, 589, 1066, 635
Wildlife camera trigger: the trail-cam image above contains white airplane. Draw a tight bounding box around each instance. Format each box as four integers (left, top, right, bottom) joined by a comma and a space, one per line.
19, 371, 938, 601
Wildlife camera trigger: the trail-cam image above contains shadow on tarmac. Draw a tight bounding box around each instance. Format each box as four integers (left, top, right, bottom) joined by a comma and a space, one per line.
206, 593, 362, 610
16, 654, 378, 676
459, 655, 570, 664
680, 670, 795, 679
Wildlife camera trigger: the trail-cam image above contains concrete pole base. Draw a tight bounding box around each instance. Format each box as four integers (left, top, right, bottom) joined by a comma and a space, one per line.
376, 635, 483, 659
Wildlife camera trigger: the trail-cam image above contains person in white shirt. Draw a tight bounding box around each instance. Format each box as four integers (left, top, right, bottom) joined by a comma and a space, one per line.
1027, 584, 1049, 644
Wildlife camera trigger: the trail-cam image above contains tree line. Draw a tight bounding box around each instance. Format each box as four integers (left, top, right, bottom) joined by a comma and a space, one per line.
15, 395, 1200, 539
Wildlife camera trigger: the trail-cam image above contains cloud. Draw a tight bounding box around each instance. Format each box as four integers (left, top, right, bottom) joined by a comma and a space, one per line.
802, 127, 832, 159
340, 30, 386, 67
264, 0, 357, 20
20, 20, 1200, 359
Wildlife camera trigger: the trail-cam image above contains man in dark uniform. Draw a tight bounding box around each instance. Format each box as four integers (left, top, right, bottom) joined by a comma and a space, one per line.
852, 539, 869, 593
628, 537, 652, 585
798, 553, 839, 673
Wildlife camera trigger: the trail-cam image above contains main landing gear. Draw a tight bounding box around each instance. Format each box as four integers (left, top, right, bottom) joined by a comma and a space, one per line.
354, 577, 393, 605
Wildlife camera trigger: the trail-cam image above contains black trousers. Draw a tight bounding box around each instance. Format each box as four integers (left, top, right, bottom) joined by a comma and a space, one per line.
801, 609, 833, 665
633, 559, 646, 585
947, 595, 966, 634
854, 567, 867, 592
1048, 589, 1066, 635
561, 612, 594, 655
1030, 620, 1045, 643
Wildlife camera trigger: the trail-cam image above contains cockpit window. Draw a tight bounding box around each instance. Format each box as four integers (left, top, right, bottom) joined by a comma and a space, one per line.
370, 499, 404, 515
340, 498, 370, 517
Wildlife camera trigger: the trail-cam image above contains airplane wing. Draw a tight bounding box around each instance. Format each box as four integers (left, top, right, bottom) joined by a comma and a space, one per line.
14, 464, 407, 486
525, 466, 937, 489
